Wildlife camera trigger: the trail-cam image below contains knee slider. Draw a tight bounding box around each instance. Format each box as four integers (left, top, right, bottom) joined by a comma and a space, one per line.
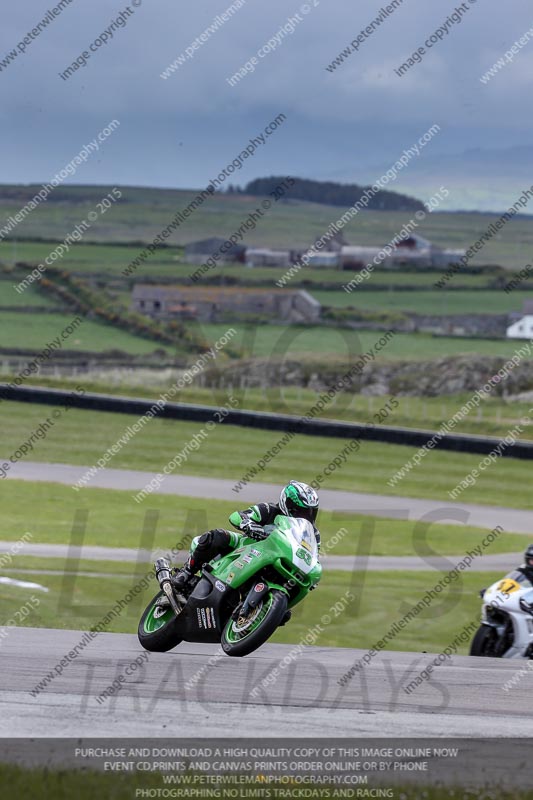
210, 528, 231, 548
198, 531, 214, 548
198, 528, 229, 549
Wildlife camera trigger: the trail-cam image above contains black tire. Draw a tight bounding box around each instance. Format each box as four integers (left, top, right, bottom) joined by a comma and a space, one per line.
138, 591, 183, 653
470, 625, 499, 657
221, 590, 288, 658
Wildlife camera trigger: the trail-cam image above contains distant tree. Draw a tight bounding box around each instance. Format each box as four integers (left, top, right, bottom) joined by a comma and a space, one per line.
243, 176, 424, 212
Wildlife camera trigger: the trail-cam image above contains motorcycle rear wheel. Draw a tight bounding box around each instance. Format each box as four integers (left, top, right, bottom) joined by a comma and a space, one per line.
221, 589, 288, 657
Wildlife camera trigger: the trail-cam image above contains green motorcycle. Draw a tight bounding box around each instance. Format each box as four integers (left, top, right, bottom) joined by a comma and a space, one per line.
138, 515, 322, 657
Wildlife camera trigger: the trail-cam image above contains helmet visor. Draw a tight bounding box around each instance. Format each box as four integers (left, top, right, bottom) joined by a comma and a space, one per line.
285, 498, 318, 525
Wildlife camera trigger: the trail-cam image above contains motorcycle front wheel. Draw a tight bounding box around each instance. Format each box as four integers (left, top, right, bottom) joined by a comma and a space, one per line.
221, 589, 288, 657
138, 590, 183, 652
469, 624, 500, 657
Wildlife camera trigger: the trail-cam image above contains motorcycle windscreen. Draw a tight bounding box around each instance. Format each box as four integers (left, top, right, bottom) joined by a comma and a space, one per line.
505, 570, 533, 588
272, 515, 319, 574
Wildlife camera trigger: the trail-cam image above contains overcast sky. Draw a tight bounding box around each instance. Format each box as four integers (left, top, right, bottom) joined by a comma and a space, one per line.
2, 0, 532, 209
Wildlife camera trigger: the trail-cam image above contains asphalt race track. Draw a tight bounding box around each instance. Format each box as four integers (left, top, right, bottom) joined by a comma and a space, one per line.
2, 627, 533, 739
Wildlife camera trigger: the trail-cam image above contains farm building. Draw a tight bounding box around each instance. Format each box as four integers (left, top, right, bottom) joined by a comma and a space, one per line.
340, 246, 386, 270
131, 285, 321, 323
339, 234, 465, 271
184, 237, 245, 265
246, 248, 291, 267
507, 316, 533, 339
305, 252, 340, 268
507, 301, 533, 339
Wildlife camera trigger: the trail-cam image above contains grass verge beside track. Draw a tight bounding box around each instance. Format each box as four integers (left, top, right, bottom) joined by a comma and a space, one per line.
1, 401, 533, 508
7, 377, 533, 441
0, 562, 498, 653
0, 481, 528, 555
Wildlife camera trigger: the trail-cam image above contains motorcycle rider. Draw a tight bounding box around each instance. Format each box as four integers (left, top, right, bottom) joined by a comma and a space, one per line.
517, 544, 533, 583
172, 480, 320, 591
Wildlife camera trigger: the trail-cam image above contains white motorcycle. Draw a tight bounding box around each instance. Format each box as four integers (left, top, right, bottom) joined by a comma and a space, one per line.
470, 570, 533, 658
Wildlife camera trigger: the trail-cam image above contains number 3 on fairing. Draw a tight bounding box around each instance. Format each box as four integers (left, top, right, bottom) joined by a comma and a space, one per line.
296, 547, 312, 566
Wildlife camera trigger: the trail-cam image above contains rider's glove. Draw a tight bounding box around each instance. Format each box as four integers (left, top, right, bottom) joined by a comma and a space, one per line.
241, 519, 268, 540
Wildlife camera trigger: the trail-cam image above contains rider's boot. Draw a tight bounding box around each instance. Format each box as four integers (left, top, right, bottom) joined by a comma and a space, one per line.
171, 558, 196, 592
156, 562, 194, 610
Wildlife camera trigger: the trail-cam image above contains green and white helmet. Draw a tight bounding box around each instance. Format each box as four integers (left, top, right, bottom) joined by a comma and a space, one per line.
279, 480, 319, 525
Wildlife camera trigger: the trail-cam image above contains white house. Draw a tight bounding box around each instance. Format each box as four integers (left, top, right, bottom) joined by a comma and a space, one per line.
506, 316, 533, 339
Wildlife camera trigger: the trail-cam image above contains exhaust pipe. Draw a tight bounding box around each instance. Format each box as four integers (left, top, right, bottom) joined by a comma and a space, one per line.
154, 557, 182, 616
155, 557, 173, 587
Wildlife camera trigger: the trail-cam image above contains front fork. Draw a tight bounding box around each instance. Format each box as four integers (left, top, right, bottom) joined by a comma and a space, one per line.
233, 579, 289, 620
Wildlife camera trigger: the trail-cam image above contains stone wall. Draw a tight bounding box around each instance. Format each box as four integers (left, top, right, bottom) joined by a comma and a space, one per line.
338, 313, 508, 338
202, 354, 533, 397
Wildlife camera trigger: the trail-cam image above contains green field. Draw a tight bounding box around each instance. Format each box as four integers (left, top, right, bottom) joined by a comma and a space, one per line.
0, 311, 169, 354
0, 239, 185, 279
0, 277, 60, 308
343, 269, 495, 288
1, 481, 526, 555
1, 401, 532, 509
314, 288, 529, 316
194, 322, 532, 361
1, 184, 533, 268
